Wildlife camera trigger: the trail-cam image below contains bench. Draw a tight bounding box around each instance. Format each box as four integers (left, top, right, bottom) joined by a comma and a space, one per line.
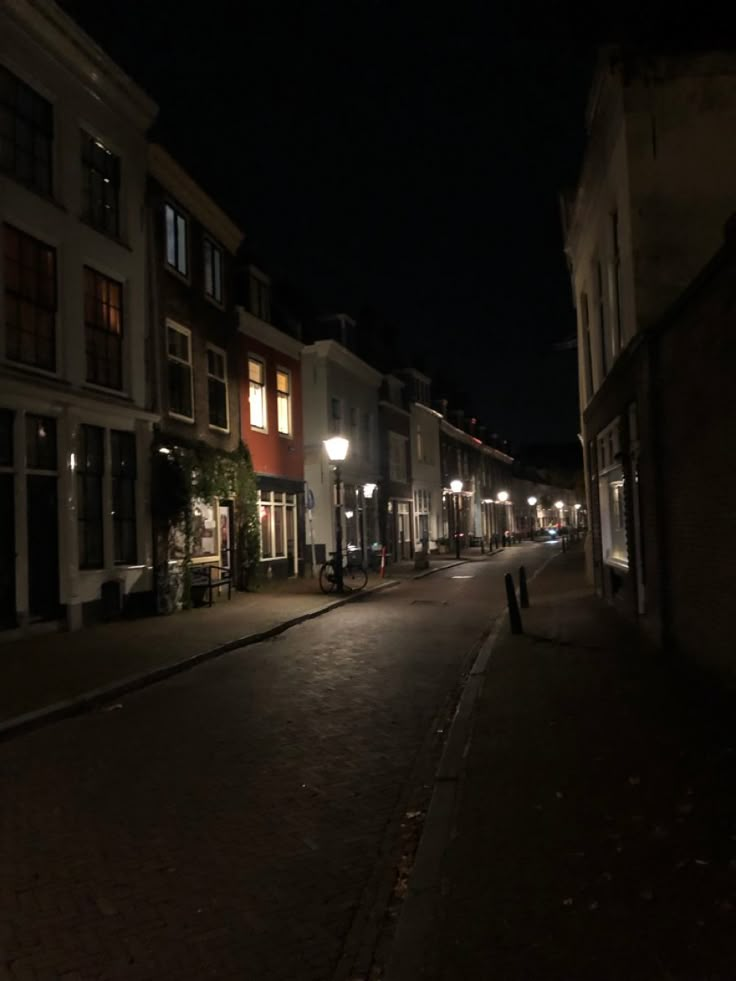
190, 564, 233, 607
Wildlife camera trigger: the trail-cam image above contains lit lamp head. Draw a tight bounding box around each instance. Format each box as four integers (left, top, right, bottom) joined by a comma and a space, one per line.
497, 490, 509, 503
363, 482, 377, 499
555, 500, 564, 510
574, 503, 582, 510
450, 479, 463, 494
324, 436, 350, 462
527, 496, 537, 506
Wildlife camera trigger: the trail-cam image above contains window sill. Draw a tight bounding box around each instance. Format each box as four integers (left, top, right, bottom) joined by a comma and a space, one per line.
79, 216, 130, 250
168, 411, 195, 424
2, 358, 62, 382
83, 382, 130, 400
208, 424, 230, 435
604, 556, 629, 572
165, 263, 190, 286
250, 425, 268, 434
204, 292, 226, 311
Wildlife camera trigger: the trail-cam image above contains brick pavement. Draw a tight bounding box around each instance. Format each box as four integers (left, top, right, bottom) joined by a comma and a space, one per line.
0, 550, 553, 981
387, 546, 736, 981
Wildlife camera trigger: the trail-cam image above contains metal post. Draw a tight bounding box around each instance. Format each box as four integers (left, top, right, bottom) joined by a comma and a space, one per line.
504, 572, 522, 634
360, 487, 368, 570
519, 565, 529, 608
334, 465, 344, 593
455, 493, 461, 559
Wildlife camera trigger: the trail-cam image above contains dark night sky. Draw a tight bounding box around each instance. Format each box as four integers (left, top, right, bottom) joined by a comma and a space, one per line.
59, 2, 601, 451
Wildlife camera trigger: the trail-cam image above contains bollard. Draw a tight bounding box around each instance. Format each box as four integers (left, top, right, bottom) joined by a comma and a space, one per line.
519, 565, 529, 608
561, 535, 567, 553
504, 572, 523, 634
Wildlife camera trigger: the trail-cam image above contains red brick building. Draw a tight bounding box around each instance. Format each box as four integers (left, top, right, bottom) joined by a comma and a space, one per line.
238, 265, 304, 577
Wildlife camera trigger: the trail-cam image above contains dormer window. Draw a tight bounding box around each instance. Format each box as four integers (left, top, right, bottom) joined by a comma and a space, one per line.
250, 273, 271, 322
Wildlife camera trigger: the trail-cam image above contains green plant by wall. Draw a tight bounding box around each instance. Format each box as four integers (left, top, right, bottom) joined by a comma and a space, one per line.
152, 438, 261, 605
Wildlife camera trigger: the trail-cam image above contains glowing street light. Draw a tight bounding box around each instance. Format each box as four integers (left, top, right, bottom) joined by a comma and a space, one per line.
324, 437, 350, 592
450, 479, 463, 559
527, 496, 538, 539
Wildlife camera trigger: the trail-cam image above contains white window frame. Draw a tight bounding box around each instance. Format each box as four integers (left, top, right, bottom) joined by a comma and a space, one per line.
276, 367, 292, 436
259, 490, 297, 560
164, 202, 188, 279
206, 343, 229, 432
248, 355, 267, 431
203, 237, 223, 305
166, 321, 194, 422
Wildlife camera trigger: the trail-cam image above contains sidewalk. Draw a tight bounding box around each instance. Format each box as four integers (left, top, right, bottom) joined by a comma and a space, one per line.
0, 571, 396, 736
387, 546, 736, 980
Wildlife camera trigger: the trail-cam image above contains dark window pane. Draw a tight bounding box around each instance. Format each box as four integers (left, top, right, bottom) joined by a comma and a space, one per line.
0, 409, 13, 466
81, 133, 120, 236
168, 360, 192, 418
111, 429, 136, 564
26, 415, 56, 470
208, 377, 227, 429
4, 224, 56, 371
77, 425, 104, 569
0, 65, 52, 194
84, 266, 123, 389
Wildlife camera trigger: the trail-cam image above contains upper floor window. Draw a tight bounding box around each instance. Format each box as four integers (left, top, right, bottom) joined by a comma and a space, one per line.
349, 406, 359, 450
165, 202, 188, 277
81, 133, 120, 237
207, 345, 228, 431
580, 290, 593, 401
250, 274, 271, 322
203, 238, 223, 304
167, 323, 193, 419
416, 424, 423, 461
389, 432, 408, 482
0, 66, 53, 195
330, 397, 342, 434
276, 369, 291, 436
84, 267, 123, 390
3, 224, 56, 372
595, 259, 608, 377
249, 357, 266, 430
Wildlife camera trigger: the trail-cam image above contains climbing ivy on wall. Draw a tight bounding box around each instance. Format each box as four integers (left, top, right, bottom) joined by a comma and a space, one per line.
152, 438, 261, 605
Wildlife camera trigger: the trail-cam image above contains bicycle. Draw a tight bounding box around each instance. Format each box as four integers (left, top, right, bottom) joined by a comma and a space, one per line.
318, 550, 368, 594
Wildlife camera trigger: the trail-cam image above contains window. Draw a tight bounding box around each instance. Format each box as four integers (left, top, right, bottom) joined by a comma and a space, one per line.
164, 202, 187, 276
81, 133, 120, 237
349, 406, 359, 452
416, 424, 423, 462
26, 415, 56, 470
77, 424, 104, 569
4, 224, 56, 371
580, 291, 594, 400
111, 430, 136, 565
611, 211, 623, 354
249, 357, 266, 430
191, 499, 218, 558
0, 409, 12, 466
0, 65, 53, 195
363, 412, 372, 458
259, 491, 296, 560
167, 324, 193, 419
596, 259, 607, 377
330, 397, 342, 434
250, 274, 271, 322
203, 238, 223, 303
207, 345, 228, 430
277, 369, 291, 436
389, 432, 408, 482
84, 267, 123, 390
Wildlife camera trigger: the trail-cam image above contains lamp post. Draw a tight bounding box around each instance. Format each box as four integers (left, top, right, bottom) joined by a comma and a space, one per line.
497, 490, 509, 543
362, 482, 377, 569
324, 436, 350, 593
527, 496, 537, 540
554, 499, 565, 532
450, 479, 463, 559
574, 502, 582, 529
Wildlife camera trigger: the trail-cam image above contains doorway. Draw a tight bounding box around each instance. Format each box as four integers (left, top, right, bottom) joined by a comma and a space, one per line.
27, 475, 60, 621
0, 475, 15, 628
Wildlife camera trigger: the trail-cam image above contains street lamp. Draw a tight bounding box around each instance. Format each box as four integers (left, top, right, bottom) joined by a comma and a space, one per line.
497, 490, 509, 544
450, 479, 463, 559
324, 437, 350, 592
555, 499, 564, 531
527, 496, 537, 539
362, 482, 377, 568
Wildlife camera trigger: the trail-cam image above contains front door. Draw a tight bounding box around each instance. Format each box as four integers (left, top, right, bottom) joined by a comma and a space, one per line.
27, 475, 60, 621
0, 474, 15, 628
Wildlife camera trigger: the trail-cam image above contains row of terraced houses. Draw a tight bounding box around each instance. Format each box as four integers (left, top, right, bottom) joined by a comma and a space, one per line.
0, 0, 578, 635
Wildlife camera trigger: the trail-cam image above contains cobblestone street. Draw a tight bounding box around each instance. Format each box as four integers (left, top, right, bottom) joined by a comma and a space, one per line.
0, 548, 548, 981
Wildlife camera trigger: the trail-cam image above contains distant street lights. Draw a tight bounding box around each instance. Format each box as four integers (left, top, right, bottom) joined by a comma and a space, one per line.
324, 436, 350, 593
497, 490, 509, 544
527, 496, 537, 539
450, 479, 463, 559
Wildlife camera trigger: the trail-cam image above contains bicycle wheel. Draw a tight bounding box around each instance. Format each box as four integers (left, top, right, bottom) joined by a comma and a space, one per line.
319, 562, 338, 594
344, 565, 368, 592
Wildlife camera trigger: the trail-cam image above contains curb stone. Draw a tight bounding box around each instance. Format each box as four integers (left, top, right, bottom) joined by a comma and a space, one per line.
0, 578, 400, 743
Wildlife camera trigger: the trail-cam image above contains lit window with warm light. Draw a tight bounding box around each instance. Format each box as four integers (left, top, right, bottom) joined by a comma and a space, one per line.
276, 369, 291, 436
249, 357, 266, 430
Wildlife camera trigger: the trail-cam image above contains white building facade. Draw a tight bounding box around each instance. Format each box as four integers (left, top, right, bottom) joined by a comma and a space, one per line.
410, 401, 442, 551
301, 339, 381, 567
0, 1, 158, 633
